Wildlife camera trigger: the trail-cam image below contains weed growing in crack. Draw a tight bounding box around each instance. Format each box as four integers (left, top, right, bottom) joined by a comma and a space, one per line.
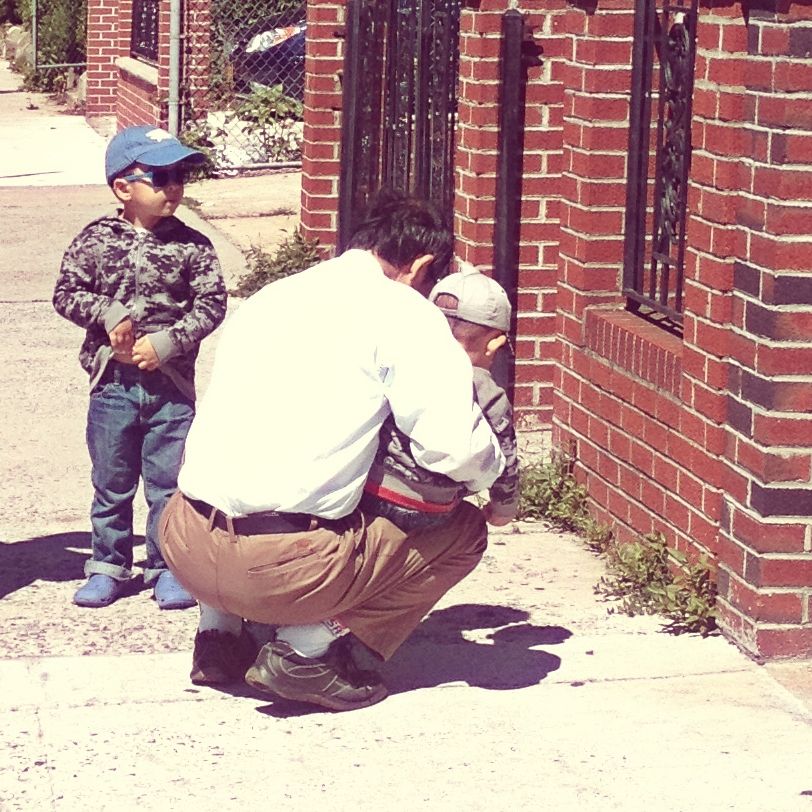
517, 455, 717, 636
231, 229, 321, 297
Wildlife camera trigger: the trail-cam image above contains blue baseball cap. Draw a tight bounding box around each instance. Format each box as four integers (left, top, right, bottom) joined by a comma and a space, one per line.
105, 125, 205, 185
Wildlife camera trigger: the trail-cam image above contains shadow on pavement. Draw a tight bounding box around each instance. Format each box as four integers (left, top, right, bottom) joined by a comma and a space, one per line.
0, 532, 89, 598
382, 603, 569, 693
0, 532, 149, 598
253, 603, 571, 718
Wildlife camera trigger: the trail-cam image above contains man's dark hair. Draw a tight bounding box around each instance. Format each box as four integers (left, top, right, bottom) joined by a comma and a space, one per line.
346, 190, 453, 284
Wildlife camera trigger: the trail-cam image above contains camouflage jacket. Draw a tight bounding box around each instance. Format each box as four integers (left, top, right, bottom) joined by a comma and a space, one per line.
53, 213, 227, 400
367, 366, 520, 521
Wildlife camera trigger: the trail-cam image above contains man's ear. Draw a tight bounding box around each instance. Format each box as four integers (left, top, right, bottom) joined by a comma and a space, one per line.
485, 333, 508, 357
404, 253, 435, 291
111, 177, 131, 203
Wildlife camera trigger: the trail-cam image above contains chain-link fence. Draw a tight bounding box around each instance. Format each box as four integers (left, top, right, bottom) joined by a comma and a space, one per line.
6, 0, 87, 92
181, 0, 306, 170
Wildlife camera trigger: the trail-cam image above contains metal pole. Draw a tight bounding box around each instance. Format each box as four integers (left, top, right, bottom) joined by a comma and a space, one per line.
337, 0, 362, 251
168, 0, 182, 135
492, 9, 525, 402
32, 0, 38, 72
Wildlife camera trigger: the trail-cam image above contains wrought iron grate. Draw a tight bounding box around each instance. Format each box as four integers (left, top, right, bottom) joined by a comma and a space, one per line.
131, 0, 159, 64
622, 0, 699, 327
338, 0, 461, 249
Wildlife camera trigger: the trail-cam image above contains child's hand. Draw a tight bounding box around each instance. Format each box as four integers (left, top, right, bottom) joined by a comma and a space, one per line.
132, 336, 160, 371
482, 502, 515, 527
109, 318, 135, 354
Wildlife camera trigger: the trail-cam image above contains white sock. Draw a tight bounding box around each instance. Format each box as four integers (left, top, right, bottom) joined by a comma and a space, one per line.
198, 602, 243, 636
276, 619, 348, 658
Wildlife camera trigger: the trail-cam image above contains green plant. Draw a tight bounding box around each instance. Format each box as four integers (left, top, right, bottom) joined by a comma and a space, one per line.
18, 0, 86, 92
231, 229, 321, 297
518, 454, 612, 552
1, 0, 21, 24
216, 83, 303, 163
517, 454, 716, 636
178, 126, 218, 180
596, 532, 717, 636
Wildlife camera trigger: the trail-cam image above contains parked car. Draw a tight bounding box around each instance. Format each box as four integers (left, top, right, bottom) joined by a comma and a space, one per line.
230, 21, 306, 101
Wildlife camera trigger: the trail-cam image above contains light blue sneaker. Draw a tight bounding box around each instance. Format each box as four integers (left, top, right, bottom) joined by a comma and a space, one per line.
73, 574, 126, 608
153, 570, 196, 610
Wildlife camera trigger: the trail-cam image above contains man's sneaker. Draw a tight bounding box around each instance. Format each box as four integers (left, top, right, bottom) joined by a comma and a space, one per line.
153, 570, 196, 610
190, 628, 258, 686
244, 638, 388, 711
73, 574, 126, 608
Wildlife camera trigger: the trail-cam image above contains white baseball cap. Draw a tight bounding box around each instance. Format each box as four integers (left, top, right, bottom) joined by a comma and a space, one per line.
429, 263, 511, 332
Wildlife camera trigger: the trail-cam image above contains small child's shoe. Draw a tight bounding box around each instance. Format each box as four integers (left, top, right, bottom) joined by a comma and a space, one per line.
153, 570, 196, 610
73, 574, 126, 608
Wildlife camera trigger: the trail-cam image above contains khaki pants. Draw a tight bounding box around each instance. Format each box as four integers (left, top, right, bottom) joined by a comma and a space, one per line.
159, 491, 487, 660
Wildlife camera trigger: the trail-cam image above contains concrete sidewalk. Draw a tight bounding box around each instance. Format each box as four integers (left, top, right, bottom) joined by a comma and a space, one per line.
0, 64, 108, 186
3, 534, 811, 812
0, 60, 810, 812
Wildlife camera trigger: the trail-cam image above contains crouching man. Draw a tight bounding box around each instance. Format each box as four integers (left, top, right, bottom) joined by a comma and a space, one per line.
160, 192, 505, 711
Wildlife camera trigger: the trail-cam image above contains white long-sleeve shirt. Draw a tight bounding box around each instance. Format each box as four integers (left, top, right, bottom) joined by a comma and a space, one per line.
178, 249, 505, 518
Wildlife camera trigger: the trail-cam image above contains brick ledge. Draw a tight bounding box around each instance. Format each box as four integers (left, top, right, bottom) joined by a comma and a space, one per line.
584, 308, 683, 396
116, 57, 158, 88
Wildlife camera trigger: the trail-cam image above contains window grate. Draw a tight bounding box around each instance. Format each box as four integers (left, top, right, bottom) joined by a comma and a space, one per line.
131, 0, 159, 63
622, 0, 699, 328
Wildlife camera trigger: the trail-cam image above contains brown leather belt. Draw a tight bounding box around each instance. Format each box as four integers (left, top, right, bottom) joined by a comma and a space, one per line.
186, 497, 316, 535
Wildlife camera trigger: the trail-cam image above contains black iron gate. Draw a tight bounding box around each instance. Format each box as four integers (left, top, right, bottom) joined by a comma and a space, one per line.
622, 0, 699, 327
338, 0, 461, 250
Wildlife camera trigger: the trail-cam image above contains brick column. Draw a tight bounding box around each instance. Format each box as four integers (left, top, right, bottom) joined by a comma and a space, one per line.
552, 0, 635, 449
456, 0, 565, 429
715, 8, 812, 658
300, 0, 345, 251
183, 0, 212, 120
85, 0, 123, 116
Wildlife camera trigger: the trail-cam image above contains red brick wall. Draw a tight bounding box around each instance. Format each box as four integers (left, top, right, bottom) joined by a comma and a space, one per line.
182, 0, 212, 118
116, 68, 161, 127
456, 0, 565, 429
86, 0, 173, 129
711, 5, 812, 657
300, 0, 346, 249
85, 0, 126, 116
554, 0, 812, 659
300, 0, 566, 427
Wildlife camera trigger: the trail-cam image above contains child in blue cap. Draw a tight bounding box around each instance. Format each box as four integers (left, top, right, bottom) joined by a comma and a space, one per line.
53, 126, 227, 609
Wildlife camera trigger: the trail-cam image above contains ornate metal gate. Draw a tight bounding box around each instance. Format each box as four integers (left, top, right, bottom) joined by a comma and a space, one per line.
338, 0, 461, 249
622, 0, 699, 326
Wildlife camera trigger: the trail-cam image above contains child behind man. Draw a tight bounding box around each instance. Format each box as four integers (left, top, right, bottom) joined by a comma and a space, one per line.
361, 264, 519, 531
53, 126, 227, 609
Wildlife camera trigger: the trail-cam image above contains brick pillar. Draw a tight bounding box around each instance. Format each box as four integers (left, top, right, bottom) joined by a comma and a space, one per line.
85, 0, 123, 116
300, 0, 345, 251
714, 7, 812, 658
154, 0, 171, 125
552, 0, 635, 447
456, 1, 565, 429
183, 0, 212, 120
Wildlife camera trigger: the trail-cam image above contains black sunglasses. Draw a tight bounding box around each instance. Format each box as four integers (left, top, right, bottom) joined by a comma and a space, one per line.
122, 166, 186, 187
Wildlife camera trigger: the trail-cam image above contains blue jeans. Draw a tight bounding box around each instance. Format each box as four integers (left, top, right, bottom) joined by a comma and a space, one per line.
85, 363, 194, 585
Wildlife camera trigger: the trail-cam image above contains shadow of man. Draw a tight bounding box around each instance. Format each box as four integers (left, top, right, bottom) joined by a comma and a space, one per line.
381, 603, 570, 693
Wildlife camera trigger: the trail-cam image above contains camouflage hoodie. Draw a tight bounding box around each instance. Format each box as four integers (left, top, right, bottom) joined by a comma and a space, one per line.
53, 212, 227, 400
